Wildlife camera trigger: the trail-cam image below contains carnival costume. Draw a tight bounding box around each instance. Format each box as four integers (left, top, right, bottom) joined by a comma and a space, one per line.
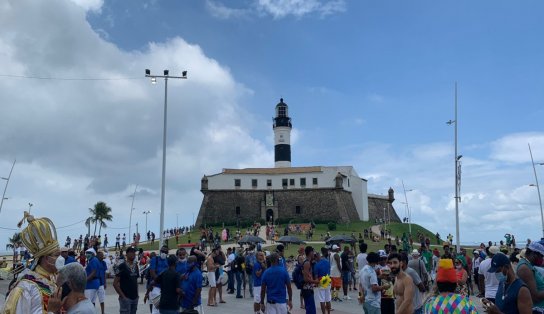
2, 212, 60, 314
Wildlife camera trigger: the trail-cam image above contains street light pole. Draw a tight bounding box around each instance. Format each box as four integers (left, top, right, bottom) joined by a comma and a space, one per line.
128, 184, 138, 242
401, 180, 413, 235
143, 210, 151, 236
28, 203, 33, 214
0, 159, 16, 215
528, 143, 544, 239
447, 82, 461, 253
145, 69, 187, 249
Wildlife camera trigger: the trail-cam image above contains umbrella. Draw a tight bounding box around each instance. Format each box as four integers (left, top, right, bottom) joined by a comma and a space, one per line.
325, 235, 356, 245
238, 235, 266, 244
278, 236, 306, 244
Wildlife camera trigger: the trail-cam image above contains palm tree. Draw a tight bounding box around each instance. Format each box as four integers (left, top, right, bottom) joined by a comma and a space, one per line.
89, 201, 113, 236
6, 232, 21, 251
85, 216, 94, 236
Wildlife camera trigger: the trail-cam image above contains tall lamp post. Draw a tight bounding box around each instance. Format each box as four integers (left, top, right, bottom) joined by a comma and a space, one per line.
528, 143, 544, 239
145, 69, 187, 249
143, 210, 151, 236
447, 82, 461, 253
0, 159, 16, 215
401, 180, 413, 234
128, 184, 138, 242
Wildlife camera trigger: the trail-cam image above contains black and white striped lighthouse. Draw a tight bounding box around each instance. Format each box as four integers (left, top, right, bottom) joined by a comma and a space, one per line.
273, 98, 292, 167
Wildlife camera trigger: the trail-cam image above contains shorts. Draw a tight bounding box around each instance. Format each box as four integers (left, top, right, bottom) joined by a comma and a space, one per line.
97, 285, 105, 303
265, 302, 288, 314
317, 287, 332, 303
207, 271, 217, 288
331, 277, 342, 289
253, 286, 262, 303
341, 271, 351, 283
84, 288, 99, 303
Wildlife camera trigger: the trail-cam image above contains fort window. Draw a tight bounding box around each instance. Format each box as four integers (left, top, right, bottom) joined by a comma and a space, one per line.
282, 178, 288, 188
312, 177, 318, 185
267, 179, 272, 187
236, 206, 240, 215
300, 178, 306, 187
289, 179, 295, 186
348, 178, 350, 187
252, 179, 258, 188
234, 179, 241, 187
296, 206, 301, 214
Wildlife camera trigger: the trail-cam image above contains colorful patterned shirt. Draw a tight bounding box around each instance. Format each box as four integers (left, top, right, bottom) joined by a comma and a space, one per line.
424, 292, 478, 314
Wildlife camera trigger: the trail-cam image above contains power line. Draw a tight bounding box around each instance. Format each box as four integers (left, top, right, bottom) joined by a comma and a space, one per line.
57, 219, 87, 229
0, 74, 144, 81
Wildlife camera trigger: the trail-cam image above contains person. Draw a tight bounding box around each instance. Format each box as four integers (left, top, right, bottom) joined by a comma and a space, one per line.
329, 244, 342, 302
253, 251, 267, 314
214, 246, 227, 304
97, 249, 107, 314
484, 252, 533, 314
360, 252, 388, 314
400, 252, 425, 314
516, 241, 544, 311
424, 258, 478, 313
356, 242, 368, 275
114, 247, 140, 314
480, 246, 501, 303
388, 252, 414, 314
302, 246, 319, 314
77, 250, 87, 267
233, 248, 245, 298
180, 255, 202, 312
84, 247, 100, 308
206, 248, 218, 306
0, 257, 7, 268
340, 245, 352, 300
296, 245, 306, 309
226, 247, 235, 294
260, 252, 293, 314
2, 212, 62, 314
454, 255, 469, 297
57, 263, 96, 313
377, 250, 394, 314
146, 255, 181, 314
408, 249, 429, 292
315, 248, 332, 314
472, 249, 482, 294
56, 247, 69, 270
246, 245, 257, 298
148, 245, 170, 314
116, 233, 121, 251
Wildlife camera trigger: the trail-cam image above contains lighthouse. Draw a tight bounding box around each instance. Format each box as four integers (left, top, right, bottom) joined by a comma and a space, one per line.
273, 98, 292, 167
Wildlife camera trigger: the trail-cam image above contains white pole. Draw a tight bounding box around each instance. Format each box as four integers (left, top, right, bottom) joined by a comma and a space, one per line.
529, 143, 544, 239
0, 159, 16, 215
128, 184, 138, 243
454, 82, 461, 254
402, 180, 412, 234
159, 76, 168, 249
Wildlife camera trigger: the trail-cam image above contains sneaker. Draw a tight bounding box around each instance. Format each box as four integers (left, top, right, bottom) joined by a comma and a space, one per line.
343, 295, 352, 300
236, 295, 243, 299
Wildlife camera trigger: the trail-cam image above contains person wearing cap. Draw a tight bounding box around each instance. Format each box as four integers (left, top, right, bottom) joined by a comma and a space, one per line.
56, 247, 70, 271
482, 253, 533, 314
516, 241, 544, 311
472, 250, 482, 294
454, 255, 469, 297
408, 249, 429, 292
84, 247, 101, 308
2, 213, 63, 314
360, 252, 388, 314
479, 246, 501, 303
377, 250, 394, 314
114, 247, 140, 314
329, 244, 342, 302
423, 258, 478, 313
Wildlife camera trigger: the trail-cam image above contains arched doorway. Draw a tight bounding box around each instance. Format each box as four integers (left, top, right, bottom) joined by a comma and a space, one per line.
266, 209, 274, 222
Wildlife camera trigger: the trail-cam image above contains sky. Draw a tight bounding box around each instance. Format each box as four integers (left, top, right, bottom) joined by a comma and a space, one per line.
1, 0, 544, 250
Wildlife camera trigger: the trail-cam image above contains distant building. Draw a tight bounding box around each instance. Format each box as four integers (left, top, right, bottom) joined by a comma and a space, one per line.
195, 99, 400, 226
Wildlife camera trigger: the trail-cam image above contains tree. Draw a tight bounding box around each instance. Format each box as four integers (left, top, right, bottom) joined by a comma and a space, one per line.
89, 201, 113, 236
85, 216, 94, 237
6, 232, 21, 251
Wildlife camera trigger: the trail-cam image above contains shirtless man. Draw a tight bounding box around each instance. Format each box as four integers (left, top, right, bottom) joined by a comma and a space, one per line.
206, 248, 218, 306
388, 253, 414, 314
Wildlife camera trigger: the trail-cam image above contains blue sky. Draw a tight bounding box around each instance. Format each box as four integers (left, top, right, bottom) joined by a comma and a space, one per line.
1, 0, 544, 250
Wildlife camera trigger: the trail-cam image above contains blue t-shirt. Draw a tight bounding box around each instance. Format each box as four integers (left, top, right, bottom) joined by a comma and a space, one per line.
65, 256, 76, 265
85, 257, 101, 289
181, 268, 202, 309
150, 256, 169, 288
98, 260, 107, 286
176, 261, 188, 276
261, 265, 290, 304
314, 259, 331, 278
253, 262, 263, 287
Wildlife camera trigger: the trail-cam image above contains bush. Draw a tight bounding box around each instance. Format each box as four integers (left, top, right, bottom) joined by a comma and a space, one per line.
327, 222, 337, 231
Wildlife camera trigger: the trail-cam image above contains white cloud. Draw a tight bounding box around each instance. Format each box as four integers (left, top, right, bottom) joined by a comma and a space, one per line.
490, 132, 544, 163
206, 0, 248, 19
69, 0, 103, 12
0, 0, 271, 249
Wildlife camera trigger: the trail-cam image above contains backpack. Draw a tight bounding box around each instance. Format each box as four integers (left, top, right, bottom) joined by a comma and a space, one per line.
292, 260, 307, 290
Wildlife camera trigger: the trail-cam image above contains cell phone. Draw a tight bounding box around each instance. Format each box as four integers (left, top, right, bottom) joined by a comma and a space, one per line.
481, 298, 492, 308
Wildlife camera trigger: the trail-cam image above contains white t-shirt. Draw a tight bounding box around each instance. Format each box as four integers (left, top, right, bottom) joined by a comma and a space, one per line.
330, 252, 341, 277
357, 253, 368, 272
478, 258, 499, 298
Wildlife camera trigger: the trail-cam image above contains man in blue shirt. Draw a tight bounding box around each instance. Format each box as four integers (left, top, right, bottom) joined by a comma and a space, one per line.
148, 245, 170, 314
65, 249, 77, 264
253, 251, 266, 314
181, 256, 202, 311
97, 250, 107, 314
84, 248, 101, 308
260, 252, 292, 314
314, 248, 332, 314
